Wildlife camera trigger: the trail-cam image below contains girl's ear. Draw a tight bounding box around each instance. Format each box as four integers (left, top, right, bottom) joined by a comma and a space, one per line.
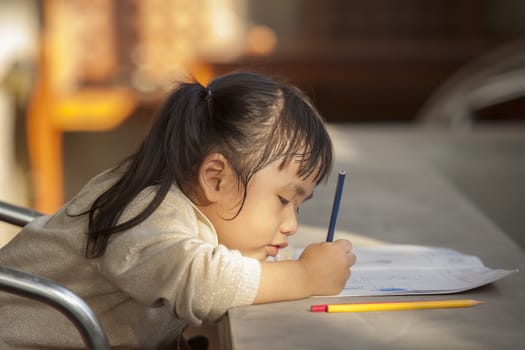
198, 153, 234, 203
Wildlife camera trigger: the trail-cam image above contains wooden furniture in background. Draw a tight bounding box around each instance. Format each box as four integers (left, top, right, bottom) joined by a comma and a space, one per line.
27, 0, 137, 213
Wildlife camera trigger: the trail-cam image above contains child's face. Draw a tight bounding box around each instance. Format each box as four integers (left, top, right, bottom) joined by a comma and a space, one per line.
208, 160, 317, 261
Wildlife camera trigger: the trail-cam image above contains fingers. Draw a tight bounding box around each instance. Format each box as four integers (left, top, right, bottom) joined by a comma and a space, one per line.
299, 239, 357, 296
333, 239, 356, 267
333, 238, 352, 253
348, 250, 356, 266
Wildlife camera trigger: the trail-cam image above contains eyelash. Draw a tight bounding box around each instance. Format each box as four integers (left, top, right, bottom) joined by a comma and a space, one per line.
278, 196, 300, 213
278, 196, 290, 206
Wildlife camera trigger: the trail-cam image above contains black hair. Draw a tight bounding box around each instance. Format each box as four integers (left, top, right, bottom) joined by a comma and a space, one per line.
83, 72, 333, 258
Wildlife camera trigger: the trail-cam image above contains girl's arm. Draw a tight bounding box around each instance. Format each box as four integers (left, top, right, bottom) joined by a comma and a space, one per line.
254, 239, 354, 304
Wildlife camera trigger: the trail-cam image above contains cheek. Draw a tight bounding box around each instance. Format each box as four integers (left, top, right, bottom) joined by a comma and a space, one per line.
217, 185, 282, 250
240, 200, 280, 227
215, 220, 241, 250
226, 205, 276, 247
241, 201, 281, 237
244, 185, 278, 215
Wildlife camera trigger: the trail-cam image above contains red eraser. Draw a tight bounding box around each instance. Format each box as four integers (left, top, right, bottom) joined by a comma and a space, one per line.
311, 304, 327, 312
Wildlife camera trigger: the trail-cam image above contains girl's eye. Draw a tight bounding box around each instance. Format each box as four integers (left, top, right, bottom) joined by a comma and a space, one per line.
278, 196, 290, 206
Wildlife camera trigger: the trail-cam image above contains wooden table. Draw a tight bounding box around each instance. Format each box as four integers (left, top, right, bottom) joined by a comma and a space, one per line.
218, 125, 525, 350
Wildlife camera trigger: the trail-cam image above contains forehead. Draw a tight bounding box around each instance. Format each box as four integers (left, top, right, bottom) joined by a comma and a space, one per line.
251, 159, 318, 193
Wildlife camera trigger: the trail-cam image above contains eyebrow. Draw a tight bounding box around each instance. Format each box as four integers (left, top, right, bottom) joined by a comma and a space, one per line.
293, 184, 314, 201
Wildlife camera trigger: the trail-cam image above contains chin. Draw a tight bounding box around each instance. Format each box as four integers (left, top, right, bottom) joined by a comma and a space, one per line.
242, 251, 267, 261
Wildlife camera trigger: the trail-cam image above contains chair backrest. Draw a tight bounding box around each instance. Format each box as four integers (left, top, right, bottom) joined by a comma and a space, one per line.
0, 201, 110, 350
416, 38, 525, 128
0, 200, 42, 227
0, 266, 110, 350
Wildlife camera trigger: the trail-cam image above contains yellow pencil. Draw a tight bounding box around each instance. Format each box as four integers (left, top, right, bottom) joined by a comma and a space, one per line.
311, 299, 483, 313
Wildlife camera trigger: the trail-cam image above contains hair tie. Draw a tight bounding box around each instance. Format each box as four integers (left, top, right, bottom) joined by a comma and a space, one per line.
205, 87, 213, 116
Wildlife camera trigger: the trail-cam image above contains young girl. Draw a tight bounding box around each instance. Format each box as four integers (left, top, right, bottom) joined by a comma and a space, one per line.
0, 72, 355, 349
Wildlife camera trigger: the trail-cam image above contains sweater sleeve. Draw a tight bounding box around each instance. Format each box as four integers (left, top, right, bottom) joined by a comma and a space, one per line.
94, 193, 261, 324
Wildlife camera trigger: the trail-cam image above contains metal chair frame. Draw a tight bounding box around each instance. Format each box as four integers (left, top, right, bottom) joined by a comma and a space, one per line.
0, 201, 110, 350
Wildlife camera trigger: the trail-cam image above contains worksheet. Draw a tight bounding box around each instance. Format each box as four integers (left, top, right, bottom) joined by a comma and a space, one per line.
295, 245, 518, 296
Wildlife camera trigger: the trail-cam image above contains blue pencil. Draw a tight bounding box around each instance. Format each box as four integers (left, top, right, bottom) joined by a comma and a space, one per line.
326, 170, 346, 242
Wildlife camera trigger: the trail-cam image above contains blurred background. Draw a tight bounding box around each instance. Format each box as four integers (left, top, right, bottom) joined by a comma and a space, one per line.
1, 0, 524, 248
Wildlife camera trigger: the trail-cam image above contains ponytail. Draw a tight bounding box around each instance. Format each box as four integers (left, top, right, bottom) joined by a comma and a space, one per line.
84, 81, 212, 258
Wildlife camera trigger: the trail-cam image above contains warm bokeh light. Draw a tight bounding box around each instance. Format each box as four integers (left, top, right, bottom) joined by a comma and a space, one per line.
133, 0, 248, 90
199, 0, 247, 62
246, 25, 277, 56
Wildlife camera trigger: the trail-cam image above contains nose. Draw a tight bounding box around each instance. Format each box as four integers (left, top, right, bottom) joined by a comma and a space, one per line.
280, 207, 298, 236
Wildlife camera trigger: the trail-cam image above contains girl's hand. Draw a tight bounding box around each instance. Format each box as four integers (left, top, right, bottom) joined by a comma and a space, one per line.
254, 239, 356, 303
298, 239, 356, 296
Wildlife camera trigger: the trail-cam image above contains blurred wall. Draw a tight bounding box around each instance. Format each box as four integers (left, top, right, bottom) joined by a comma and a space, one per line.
214, 0, 525, 122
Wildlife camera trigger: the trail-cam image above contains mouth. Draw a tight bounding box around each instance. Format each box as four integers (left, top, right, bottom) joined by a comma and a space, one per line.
266, 242, 288, 257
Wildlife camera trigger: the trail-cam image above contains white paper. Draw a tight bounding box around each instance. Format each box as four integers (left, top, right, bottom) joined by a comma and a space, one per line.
294, 244, 518, 296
